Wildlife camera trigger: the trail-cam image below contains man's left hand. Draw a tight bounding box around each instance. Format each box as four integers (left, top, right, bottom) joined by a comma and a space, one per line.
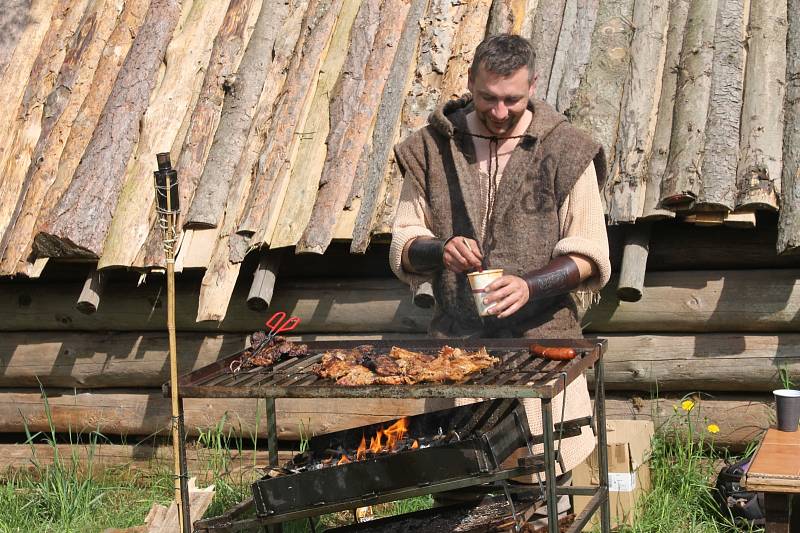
483, 275, 529, 318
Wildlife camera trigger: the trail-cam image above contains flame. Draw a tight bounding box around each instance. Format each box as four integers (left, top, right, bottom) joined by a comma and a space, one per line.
356, 434, 367, 461
411, 439, 419, 449
384, 417, 409, 450
337, 454, 351, 465
369, 429, 384, 454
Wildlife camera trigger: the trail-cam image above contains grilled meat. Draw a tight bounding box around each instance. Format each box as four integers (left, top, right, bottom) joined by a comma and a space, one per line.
238, 334, 308, 369
313, 345, 498, 386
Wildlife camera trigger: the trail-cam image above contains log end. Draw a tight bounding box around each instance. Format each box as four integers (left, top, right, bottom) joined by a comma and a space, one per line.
616, 286, 643, 302
32, 233, 99, 260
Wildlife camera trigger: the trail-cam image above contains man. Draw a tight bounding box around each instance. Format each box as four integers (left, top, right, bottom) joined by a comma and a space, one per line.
389, 34, 610, 519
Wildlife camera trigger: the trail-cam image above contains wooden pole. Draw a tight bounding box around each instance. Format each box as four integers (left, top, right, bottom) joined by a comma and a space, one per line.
75, 267, 106, 315
616, 223, 651, 302
154, 153, 191, 533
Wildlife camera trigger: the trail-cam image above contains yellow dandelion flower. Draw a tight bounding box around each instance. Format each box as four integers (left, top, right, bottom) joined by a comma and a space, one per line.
707, 424, 720, 434
681, 399, 695, 412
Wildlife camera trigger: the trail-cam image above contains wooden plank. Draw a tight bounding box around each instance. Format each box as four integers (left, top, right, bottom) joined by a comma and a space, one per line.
437, 0, 493, 103
529, 0, 567, 100
605, 393, 771, 450
24, 0, 151, 273
486, 0, 529, 36
736, 0, 787, 211
0, 389, 435, 440
268, 0, 365, 249
777, 0, 800, 254
182, 1, 289, 229
567, 0, 635, 185
135, 0, 263, 269
366, 0, 462, 237
2, 331, 799, 392
551, 0, 600, 113
193, 0, 312, 322
0, 0, 125, 276
697, 0, 747, 211
660, 0, 718, 208
0, 0, 57, 194
237, 0, 346, 250
0, 1, 31, 77
97, 1, 231, 270
0, 442, 281, 479
349, 0, 428, 253
605, 0, 669, 223
293, 0, 407, 255
0, 1, 90, 250
4, 269, 800, 332
640, 0, 690, 220
34, 0, 182, 259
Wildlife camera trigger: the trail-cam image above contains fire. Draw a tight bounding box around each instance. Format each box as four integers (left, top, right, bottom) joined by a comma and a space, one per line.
411, 439, 419, 449
369, 429, 384, 454
383, 417, 409, 450
356, 434, 367, 461
337, 454, 351, 465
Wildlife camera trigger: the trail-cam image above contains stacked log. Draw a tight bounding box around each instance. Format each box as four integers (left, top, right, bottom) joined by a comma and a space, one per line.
778, 0, 800, 253
551, 0, 600, 113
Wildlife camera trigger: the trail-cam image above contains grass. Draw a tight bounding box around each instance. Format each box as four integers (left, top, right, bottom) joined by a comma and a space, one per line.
0, 391, 766, 533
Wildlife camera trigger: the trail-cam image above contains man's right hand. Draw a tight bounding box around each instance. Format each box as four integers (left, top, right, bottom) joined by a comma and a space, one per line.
443, 237, 483, 273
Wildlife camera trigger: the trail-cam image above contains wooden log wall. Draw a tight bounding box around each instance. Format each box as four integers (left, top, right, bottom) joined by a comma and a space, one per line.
778, 0, 800, 254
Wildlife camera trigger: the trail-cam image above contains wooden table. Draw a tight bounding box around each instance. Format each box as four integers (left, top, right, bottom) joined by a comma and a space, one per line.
743, 428, 800, 532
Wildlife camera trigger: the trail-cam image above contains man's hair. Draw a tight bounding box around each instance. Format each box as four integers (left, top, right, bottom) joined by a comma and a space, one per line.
469, 34, 536, 81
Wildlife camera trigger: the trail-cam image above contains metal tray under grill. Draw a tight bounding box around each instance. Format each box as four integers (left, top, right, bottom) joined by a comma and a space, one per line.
172, 338, 605, 400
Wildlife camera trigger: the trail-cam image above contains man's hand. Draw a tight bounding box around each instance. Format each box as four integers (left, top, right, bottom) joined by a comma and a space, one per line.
483, 275, 529, 318
443, 237, 483, 273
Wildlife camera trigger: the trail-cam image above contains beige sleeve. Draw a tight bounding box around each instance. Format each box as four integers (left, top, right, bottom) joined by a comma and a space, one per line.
389, 175, 436, 287
554, 161, 611, 291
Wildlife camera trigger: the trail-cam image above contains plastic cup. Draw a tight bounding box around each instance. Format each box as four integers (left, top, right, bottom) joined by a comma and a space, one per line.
773, 389, 800, 432
467, 269, 504, 317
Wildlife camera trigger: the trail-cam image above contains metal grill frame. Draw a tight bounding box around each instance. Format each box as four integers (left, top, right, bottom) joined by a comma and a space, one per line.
178, 338, 611, 533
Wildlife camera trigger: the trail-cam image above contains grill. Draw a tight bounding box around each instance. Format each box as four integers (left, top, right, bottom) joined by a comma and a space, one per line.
177, 338, 611, 533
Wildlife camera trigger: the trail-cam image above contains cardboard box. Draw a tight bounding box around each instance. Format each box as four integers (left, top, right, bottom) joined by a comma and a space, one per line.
572, 420, 654, 530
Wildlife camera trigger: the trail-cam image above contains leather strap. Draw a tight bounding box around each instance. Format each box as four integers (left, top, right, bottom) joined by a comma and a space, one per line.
523, 256, 581, 300
406, 237, 449, 273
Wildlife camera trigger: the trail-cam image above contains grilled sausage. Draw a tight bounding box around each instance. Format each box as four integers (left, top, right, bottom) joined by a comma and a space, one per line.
529, 344, 577, 361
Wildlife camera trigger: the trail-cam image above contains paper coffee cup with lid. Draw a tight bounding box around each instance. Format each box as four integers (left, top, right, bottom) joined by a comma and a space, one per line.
467, 269, 504, 317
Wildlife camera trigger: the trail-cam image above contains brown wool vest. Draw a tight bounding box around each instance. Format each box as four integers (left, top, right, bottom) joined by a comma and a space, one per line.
395, 97, 606, 339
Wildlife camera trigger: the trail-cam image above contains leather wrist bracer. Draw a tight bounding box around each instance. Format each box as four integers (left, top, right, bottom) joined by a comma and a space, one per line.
523, 256, 581, 300
406, 237, 448, 273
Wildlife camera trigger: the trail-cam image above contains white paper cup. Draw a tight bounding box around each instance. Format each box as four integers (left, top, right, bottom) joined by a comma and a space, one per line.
467, 269, 504, 317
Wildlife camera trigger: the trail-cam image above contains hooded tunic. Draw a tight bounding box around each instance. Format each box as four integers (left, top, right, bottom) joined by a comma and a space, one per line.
392, 96, 608, 474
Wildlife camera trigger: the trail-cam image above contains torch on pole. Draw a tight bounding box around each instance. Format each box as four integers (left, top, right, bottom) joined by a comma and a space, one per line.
154, 152, 192, 533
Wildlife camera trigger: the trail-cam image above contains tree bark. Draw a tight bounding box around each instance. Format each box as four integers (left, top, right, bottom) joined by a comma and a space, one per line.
552, 0, 599, 113
0, 388, 434, 440
236, 0, 346, 251
260, 0, 364, 250
350, 0, 428, 253
777, 0, 800, 254
182, 1, 287, 229
24, 0, 150, 272
660, 0, 718, 209
567, 0, 635, 186
0, 0, 57, 195
0, 0, 90, 251
697, 0, 747, 210
605, 0, 669, 223
735, 0, 787, 211
486, 0, 529, 36
0, 0, 123, 275
437, 0, 493, 103
0, 0, 31, 77
294, 0, 406, 254
96, 1, 231, 270
544, 0, 575, 106
529, 0, 567, 100
640, 0, 690, 219
34, 0, 182, 259
192, 0, 315, 322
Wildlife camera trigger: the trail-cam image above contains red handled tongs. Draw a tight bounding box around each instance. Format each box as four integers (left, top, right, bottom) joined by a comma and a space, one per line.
230, 311, 302, 373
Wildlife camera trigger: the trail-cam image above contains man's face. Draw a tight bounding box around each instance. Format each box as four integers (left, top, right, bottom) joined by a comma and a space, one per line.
468, 63, 535, 136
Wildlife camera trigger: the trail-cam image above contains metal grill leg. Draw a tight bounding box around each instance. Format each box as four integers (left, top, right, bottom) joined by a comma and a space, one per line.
594, 354, 611, 533
265, 397, 282, 533
542, 398, 559, 533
